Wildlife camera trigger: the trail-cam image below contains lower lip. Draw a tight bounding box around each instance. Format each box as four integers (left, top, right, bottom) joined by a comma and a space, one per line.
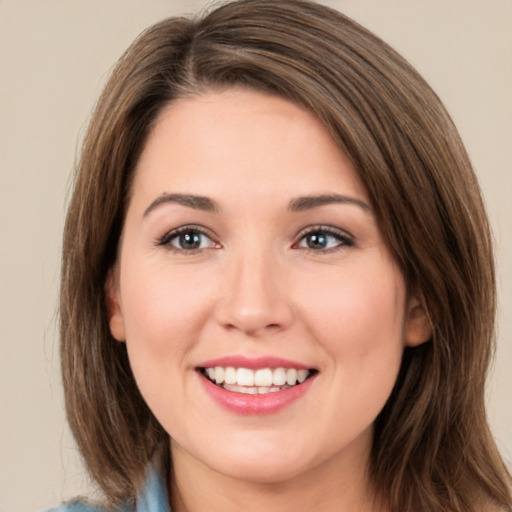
198, 373, 316, 415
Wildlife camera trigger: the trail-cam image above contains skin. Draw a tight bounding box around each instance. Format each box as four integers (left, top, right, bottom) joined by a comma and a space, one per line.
107, 88, 431, 512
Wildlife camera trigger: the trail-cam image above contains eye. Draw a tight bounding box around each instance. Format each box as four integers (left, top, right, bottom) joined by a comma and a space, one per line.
295, 226, 353, 251
157, 226, 219, 252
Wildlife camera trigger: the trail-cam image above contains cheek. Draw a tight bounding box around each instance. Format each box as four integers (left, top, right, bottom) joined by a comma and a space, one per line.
118, 259, 219, 404
297, 256, 406, 387
118, 260, 222, 430
304, 265, 403, 344
121, 260, 213, 348
298, 261, 406, 437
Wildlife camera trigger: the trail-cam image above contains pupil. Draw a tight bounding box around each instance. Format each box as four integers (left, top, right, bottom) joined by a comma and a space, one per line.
180, 232, 200, 248
308, 233, 327, 249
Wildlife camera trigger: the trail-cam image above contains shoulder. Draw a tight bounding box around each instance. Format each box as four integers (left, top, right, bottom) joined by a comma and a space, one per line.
40, 499, 113, 512
40, 496, 135, 512
41, 461, 168, 512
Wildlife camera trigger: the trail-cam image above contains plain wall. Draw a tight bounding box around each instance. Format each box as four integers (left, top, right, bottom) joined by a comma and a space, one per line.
1, 1, 511, 511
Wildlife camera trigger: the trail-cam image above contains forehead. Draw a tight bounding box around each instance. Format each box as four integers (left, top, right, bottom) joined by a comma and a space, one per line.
130, 88, 369, 209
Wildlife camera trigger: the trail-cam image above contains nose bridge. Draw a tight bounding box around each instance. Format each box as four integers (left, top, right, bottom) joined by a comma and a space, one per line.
216, 237, 292, 336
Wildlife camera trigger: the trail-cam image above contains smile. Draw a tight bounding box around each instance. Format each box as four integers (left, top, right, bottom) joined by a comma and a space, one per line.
196, 356, 318, 414
200, 366, 313, 395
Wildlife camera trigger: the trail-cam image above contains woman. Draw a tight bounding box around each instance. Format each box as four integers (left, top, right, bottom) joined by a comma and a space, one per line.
55, 0, 511, 510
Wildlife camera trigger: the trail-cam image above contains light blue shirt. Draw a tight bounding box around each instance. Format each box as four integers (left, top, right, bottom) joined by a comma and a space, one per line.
44, 465, 170, 512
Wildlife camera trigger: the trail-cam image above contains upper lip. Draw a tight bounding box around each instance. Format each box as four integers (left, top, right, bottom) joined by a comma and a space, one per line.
196, 355, 313, 370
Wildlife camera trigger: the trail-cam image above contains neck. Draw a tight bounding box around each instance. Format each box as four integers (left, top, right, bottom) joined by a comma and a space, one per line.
168, 435, 387, 512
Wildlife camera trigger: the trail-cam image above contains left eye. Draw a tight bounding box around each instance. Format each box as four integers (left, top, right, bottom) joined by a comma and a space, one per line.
296, 229, 352, 250
161, 228, 217, 251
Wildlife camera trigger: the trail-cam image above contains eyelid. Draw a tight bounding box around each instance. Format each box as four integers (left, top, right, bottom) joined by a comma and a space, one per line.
293, 224, 354, 250
156, 224, 220, 251
155, 223, 354, 253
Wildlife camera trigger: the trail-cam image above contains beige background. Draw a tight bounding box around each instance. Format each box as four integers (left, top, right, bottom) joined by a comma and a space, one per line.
1, 1, 511, 511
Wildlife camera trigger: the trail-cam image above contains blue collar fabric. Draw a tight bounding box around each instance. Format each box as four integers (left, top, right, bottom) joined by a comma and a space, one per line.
132, 463, 171, 512
45, 463, 171, 512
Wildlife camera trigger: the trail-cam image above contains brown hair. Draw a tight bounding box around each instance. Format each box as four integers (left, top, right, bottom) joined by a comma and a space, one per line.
60, 0, 512, 510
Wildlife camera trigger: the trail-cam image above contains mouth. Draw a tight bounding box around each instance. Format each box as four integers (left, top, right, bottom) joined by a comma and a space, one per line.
198, 366, 317, 395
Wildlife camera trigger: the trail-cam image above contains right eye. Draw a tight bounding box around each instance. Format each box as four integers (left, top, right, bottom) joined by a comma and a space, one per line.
158, 227, 219, 252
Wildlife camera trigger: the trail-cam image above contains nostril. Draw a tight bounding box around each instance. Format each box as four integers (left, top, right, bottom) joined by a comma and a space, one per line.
223, 322, 282, 335
214, 283, 294, 336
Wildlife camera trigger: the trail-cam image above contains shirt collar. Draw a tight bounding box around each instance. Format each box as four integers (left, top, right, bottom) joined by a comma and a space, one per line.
134, 463, 171, 512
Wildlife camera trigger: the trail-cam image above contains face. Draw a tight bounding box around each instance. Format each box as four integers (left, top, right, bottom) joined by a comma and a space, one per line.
108, 89, 430, 486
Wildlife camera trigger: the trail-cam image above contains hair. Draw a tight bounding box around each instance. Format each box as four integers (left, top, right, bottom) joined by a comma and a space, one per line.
60, 0, 512, 510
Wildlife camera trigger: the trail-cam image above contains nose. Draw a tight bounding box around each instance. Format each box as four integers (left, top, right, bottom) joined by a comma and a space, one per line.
214, 247, 294, 338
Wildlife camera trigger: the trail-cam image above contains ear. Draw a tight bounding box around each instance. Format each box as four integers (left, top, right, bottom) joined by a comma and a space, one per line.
105, 266, 126, 342
404, 294, 433, 347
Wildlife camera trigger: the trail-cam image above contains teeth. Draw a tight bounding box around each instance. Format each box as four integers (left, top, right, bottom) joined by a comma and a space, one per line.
224, 367, 237, 385
254, 368, 272, 387
297, 369, 309, 383
205, 366, 312, 391
273, 367, 287, 386
214, 367, 224, 384
286, 368, 297, 386
224, 383, 291, 394
237, 368, 254, 386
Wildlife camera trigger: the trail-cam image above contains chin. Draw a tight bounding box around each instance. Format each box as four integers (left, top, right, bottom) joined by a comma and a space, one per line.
183, 432, 317, 485
213, 453, 313, 485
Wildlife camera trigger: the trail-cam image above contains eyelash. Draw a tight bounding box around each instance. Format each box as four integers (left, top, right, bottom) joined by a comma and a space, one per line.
293, 225, 354, 252
156, 225, 354, 253
156, 225, 219, 253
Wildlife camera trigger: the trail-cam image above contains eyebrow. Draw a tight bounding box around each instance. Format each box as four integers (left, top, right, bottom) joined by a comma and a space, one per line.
143, 193, 219, 216
288, 194, 372, 213
143, 192, 371, 217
